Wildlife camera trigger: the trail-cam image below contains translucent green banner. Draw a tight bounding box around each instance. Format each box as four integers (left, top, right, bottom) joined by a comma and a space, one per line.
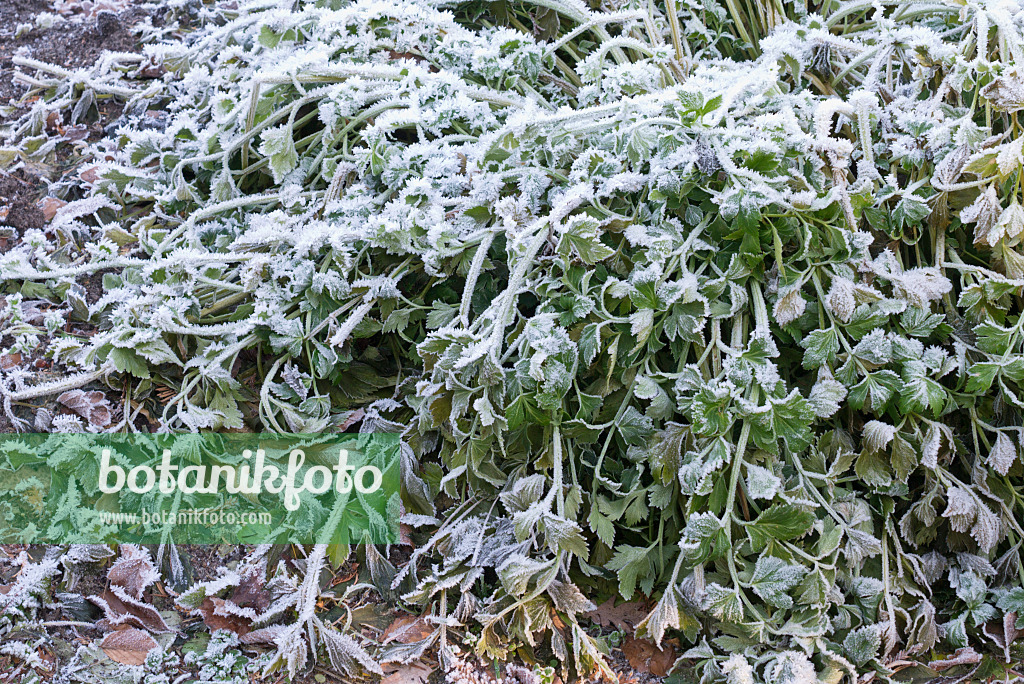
0, 433, 400, 545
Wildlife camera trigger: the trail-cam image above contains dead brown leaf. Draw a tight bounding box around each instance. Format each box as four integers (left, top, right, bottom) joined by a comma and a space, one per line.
929, 646, 981, 671
621, 636, 676, 676
38, 197, 67, 222
138, 60, 167, 79
80, 166, 101, 184
58, 389, 112, 428
108, 545, 160, 599
984, 612, 1022, 662
197, 596, 253, 636
585, 597, 649, 632
62, 125, 90, 142
230, 566, 272, 612
91, 587, 172, 633
0, 353, 22, 370
337, 407, 364, 431
381, 662, 435, 684
381, 615, 433, 645
100, 628, 159, 666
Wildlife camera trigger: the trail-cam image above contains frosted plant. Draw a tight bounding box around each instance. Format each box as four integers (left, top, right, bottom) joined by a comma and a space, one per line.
1, 0, 1024, 680
0, 548, 62, 631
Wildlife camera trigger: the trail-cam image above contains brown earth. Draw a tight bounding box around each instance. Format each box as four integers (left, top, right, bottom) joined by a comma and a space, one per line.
0, 0, 157, 239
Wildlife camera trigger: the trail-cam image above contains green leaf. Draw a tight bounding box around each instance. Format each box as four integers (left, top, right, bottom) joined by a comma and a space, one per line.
997, 588, 1024, 628
900, 307, 944, 337
744, 390, 815, 454
109, 347, 151, 379
843, 625, 881, 667
966, 362, 1001, 393
704, 583, 744, 623
561, 219, 615, 265
854, 448, 892, 488
606, 544, 653, 600
259, 125, 299, 184
848, 370, 901, 412
892, 197, 931, 233
678, 512, 725, 566
890, 434, 918, 484
617, 406, 654, 446
800, 327, 839, 369
588, 506, 615, 547
648, 422, 689, 484
579, 323, 602, 365
749, 556, 805, 609
744, 504, 815, 553
845, 305, 888, 339
898, 361, 948, 416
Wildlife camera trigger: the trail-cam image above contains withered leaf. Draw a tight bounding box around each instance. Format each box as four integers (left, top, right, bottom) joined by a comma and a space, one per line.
621, 636, 677, 676
90, 586, 172, 633
38, 197, 67, 222
100, 628, 159, 666
929, 646, 981, 671
58, 389, 112, 428
584, 597, 649, 632
381, 662, 435, 684
108, 544, 160, 599
381, 615, 433, 645
197, 597, 254, 636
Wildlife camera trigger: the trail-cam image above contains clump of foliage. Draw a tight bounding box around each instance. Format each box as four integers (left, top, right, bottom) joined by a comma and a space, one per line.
3, 0, 1024, 681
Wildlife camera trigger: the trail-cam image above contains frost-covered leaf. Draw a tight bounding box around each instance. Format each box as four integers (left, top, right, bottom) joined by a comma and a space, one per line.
260, 125, 299, 184
57, 389, 111, 427
749, 556, 804, 609
100, 628, 160, 666
988, 431, 1018, 476
773, 285, 806, 326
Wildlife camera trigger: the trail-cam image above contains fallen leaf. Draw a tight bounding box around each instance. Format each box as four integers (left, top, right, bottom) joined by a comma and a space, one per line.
621, 636, 676, 676
0, 353, 22, 370
197, 596, 253, 636
90, 586, 172, 633
240, 624, 286, 645
62, 125, 90, 142
58, 389, 112, 428
382, 662, 435, 684
100, 628, 159, 666
347, 603, 393, 632
984, 612, 1022, 662
585, 597, 649, 632
108, 545, 160, 599
38, 197, 67, 222
929, 646, 981, 671
80, 166, 101, 184
229, 565, 272, 612
46, 111, 62, 133
138, 61, 167, 79
381, 615, 433, 645
338, 407, 364, 431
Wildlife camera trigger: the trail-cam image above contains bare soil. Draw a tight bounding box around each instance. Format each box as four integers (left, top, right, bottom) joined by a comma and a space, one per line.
0, 169, 46, 235
0, 0, 157, 239
0, 0, 157, 103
